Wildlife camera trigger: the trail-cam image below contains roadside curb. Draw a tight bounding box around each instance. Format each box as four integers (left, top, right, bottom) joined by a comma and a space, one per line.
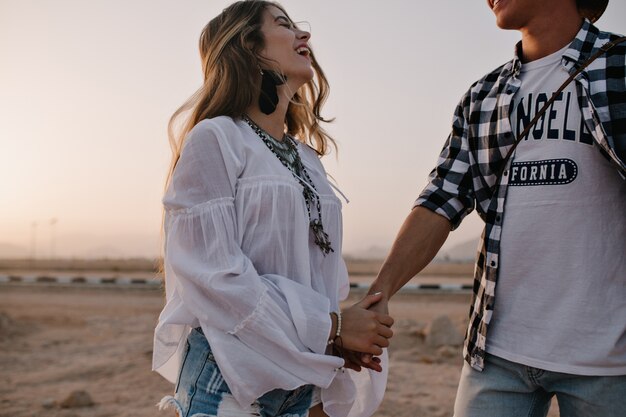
349, 282, 472, 292
0, 274, 160, 286
0, 274, 472, 293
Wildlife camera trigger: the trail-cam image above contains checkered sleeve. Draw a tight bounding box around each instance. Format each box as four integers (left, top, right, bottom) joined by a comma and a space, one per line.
574, 24, 626, 171
415, 91, 475, 230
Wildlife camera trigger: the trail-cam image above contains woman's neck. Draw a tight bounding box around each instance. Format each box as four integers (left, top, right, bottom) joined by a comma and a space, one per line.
245, 87, 291, 141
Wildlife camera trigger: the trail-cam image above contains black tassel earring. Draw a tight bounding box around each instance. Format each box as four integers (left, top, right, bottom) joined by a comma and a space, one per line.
259, 69, 286, 115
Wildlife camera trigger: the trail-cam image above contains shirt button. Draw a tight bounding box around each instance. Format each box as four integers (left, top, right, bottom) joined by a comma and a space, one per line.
490, 261, 497, 267
496, 215, 501, 223
506, 89, 513, 94
503, 170, 508, 176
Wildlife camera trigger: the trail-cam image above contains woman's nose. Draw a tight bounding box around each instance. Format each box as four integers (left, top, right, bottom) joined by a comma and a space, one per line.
297, 29, 310, 41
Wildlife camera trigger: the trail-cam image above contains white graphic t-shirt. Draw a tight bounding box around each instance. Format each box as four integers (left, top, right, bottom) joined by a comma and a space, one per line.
486, 44, 626, 375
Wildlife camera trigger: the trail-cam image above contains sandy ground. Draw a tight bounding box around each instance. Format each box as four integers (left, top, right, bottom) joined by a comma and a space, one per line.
0, 284, 560, 417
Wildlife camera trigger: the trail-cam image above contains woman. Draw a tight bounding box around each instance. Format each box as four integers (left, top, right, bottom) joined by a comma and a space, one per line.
153, 2, 393, 417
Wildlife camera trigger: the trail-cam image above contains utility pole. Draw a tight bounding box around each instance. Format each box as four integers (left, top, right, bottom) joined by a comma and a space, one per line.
49, 218, 58, 259
30, 221, 38, 259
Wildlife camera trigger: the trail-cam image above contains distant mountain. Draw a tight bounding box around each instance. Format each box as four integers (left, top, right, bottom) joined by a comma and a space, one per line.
344, 245, 389, 260
0, 242, 29, 258
0, 233, 160, 260
1, 235, 480, 262
344, 236, 481, 262
436, 237, 480, 262
79, 245, 127, 259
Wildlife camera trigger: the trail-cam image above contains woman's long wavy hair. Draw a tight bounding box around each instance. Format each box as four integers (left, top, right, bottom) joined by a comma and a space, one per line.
166, 0, 335, 188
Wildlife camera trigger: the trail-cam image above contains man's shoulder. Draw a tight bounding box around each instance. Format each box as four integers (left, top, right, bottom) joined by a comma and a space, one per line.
602, 29, 626, 57
569, 22, 626, 62
586, 23, 624, 46
472, 62, 510, 89
456, 61, 512, 107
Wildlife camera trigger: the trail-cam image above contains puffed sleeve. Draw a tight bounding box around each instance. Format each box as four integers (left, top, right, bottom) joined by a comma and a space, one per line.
162, 120, 343, 390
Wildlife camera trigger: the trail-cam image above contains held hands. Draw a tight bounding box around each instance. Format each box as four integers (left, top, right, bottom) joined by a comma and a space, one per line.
358, 294, 390, 369
328, 292, 393, 372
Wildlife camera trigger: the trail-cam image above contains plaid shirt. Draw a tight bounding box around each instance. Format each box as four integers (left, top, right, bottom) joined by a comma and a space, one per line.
415, 20, 626, 371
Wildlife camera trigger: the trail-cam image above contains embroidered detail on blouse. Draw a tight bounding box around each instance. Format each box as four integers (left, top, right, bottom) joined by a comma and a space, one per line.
165, 197, 235, 216
228, 290, 269, 335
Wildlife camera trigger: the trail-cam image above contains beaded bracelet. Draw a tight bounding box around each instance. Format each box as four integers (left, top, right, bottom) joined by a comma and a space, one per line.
327, 311, 342, 345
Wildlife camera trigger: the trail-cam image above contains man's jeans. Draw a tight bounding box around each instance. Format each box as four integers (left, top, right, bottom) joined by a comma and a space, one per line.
454, 353, 626, 417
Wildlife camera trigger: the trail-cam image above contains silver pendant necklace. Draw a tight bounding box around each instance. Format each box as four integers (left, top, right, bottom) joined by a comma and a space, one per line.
243, 115, 334, 255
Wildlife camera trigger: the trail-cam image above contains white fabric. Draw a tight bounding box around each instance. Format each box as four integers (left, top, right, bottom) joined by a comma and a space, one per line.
152, 116, 387, 417
487, 46, 626, 375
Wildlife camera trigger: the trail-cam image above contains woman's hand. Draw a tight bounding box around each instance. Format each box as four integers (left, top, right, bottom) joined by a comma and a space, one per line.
335, 292, 394, 356
342, 349, 383, 372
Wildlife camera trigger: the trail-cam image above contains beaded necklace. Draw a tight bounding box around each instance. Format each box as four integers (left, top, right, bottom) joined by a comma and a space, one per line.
243, 115, 334, 255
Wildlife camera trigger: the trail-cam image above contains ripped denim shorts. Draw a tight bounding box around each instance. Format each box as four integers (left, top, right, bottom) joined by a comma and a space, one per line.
158, 328, 317, 417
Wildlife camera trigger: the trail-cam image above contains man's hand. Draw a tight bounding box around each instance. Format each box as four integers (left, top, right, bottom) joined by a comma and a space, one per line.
360, 295, 390, 365
339, 292, 394, 356
360, 208, 451, 362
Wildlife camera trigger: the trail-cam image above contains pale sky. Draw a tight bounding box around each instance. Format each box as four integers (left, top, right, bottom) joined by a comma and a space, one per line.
1, 0, 625, 259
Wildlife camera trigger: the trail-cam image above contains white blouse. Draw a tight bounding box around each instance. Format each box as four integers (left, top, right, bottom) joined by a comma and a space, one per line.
152, 116, 387, 417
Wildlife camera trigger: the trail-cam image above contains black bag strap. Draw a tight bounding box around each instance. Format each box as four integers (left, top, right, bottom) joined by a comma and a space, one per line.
497, 36, 626, 179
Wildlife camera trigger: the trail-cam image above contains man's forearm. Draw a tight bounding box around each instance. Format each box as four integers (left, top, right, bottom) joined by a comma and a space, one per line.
369, 206, 451, 298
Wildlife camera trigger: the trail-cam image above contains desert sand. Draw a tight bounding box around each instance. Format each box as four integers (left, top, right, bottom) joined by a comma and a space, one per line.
0, 280, 560, 417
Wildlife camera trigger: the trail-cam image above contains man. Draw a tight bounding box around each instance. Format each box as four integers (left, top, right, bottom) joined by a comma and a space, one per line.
367, 0, 625, 415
